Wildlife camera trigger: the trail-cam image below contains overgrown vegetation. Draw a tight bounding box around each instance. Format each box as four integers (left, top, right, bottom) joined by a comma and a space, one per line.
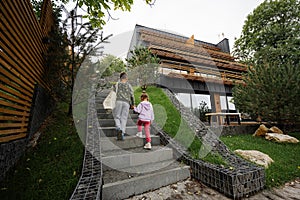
0, 103, 84, 200
221, 133, 300, 188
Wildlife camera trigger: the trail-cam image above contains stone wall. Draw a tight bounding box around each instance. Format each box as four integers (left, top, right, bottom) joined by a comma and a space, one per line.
210, 124, 259, 136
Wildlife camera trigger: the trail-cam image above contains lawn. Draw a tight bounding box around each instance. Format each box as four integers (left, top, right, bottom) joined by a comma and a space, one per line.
221, 133, 300, 188
0, 103, 84, 200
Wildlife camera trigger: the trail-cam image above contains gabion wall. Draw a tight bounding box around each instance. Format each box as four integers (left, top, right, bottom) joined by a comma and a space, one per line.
210, 124, 259, 136
0, 139, 27, 182
70, 90, 103, 200
156, 88, 265, 199
157, 130, 265, 199
28, 84, 55, 141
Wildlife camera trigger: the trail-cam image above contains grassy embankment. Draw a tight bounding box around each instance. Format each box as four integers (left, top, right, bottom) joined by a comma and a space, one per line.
0, 103, 84, 200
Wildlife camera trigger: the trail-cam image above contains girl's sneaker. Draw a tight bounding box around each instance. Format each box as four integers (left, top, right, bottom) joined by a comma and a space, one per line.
136, 132, 143, 138
143, 142, 151, 150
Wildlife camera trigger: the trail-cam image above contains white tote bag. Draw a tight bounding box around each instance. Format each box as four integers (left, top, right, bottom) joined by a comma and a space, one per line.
103, 83, 118, 110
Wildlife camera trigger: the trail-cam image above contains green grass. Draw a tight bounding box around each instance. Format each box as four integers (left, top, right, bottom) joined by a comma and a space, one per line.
134, 86, 227, 166
137, 86, 300, 188
221, 133, 300, 188
0, 103, 84, 200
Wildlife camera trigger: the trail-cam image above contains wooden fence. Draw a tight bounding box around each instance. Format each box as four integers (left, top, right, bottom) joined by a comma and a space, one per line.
0, 0, 55, 143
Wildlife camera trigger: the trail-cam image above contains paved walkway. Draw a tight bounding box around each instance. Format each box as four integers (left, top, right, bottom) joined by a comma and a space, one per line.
126, 178, 300, 200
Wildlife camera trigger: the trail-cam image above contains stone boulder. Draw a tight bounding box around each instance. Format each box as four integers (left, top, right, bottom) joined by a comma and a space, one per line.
234, 149, 274, 168
253, 124, 269, 137
265, 133, 299, 144
269, 126, 283, 134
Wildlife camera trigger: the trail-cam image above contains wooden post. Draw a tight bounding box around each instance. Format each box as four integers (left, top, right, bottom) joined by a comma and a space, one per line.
210, 92, 222, 125
213, 93, 221, 113
189, 68, 195, 75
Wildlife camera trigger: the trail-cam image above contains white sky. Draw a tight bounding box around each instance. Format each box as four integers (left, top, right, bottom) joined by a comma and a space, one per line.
101, 0, 265, 55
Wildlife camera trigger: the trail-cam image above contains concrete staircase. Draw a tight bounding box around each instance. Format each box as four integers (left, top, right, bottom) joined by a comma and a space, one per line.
96, 90, 190, 199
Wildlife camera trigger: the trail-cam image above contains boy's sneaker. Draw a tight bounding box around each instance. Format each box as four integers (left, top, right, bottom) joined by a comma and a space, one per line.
136, 132, 143, 138
143, 142, 151, 150
116, 129, 124, 141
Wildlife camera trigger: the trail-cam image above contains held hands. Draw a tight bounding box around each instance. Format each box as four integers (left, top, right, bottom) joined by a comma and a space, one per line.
130, 105, 135, 110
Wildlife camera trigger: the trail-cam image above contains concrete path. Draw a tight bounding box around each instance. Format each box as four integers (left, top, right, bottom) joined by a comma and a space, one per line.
126, 178, 300, 200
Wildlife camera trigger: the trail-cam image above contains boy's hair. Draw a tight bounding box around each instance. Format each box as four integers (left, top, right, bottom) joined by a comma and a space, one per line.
140, 93, 149, 101
120, 72, 127, 80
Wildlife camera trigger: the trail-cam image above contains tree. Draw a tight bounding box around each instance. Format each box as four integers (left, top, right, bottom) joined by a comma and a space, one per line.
126, 46, 160, 90
98, 55, 126, 78
232, 0, 300, 125
193, 101, 209, 122
31, 0, 43, 19
60, 0, 156, 28
45, 16, 69, 102
233, 0, 300, 64
30, 0, 70, 102
39, 4, 112, 115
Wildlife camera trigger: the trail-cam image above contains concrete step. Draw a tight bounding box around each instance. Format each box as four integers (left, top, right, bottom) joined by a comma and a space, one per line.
102, 161, 190, 199
101, 135, 161, 152
99, 118, 137, 127
101, 146, 173, 171
97, 112, 139, 119
95, 91, 191, 200
99, 126, 159, 137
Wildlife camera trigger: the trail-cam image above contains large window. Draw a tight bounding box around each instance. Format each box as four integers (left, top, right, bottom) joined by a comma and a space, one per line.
220, 96, 236, 111
176, 93, 236, 111
175, 93, 211, 109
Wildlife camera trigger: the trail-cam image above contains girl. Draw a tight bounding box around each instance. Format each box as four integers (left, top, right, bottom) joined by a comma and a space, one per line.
134, 93, 154, 150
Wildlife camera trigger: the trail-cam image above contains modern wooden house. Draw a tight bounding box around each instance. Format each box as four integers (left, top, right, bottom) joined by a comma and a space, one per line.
128, 24, 247, 119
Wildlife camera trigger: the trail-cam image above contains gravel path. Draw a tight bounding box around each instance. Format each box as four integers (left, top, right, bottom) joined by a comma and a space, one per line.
126, 178, 300, 200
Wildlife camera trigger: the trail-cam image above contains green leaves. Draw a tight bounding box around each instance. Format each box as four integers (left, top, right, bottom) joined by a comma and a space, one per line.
233, 0, 300, 64
63, 0, 154, 28
97, 55, 126, 78
232, 0, 300, 125
233, 61, 300, 124
126, 46, 160, 89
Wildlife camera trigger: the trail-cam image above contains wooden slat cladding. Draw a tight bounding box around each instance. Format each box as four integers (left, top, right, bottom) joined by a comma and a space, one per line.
39, 0, 55, 35
142, 33, 245, 69
139, 29, 237, 62
2, 1, 45, 82
0, 0, 55, 143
